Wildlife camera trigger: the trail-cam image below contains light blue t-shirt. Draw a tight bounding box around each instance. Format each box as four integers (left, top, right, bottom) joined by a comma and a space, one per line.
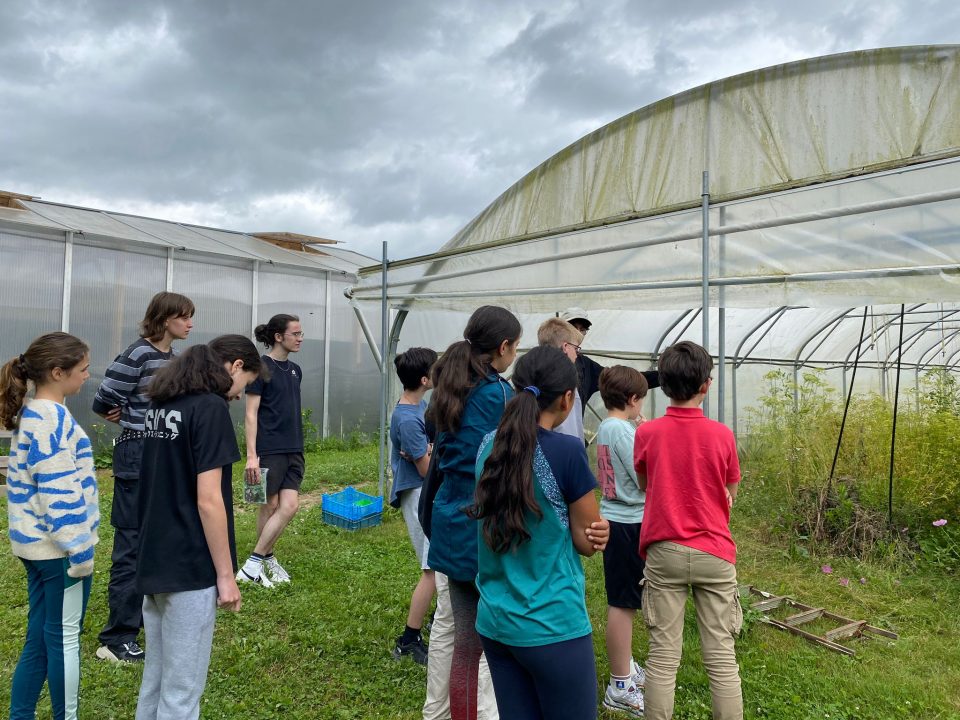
389, 400, 429, 508
474, 427, 597, 647
596, 417, 645, 524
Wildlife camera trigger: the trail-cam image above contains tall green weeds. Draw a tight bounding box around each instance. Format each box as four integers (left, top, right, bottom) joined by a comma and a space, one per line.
741, 368, 960, 566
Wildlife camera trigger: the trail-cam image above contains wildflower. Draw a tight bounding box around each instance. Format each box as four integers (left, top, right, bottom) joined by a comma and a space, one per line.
839, 578, 850, 587
859, 577, 867, 585
821, 565, 833, 574
933, 519, 948, 527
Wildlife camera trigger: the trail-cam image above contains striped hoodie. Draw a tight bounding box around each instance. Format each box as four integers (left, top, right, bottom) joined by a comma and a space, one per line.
7, 399, 100, 570
91, 338, 176, 430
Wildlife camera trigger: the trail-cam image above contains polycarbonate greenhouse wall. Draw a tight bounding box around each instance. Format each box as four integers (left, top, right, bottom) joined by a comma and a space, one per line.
0, 201, 381, 441
350, 46, 960, 439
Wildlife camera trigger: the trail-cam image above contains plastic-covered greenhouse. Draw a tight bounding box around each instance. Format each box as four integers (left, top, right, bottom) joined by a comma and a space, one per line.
349, 46, 960, 465
0, 194, 381, 438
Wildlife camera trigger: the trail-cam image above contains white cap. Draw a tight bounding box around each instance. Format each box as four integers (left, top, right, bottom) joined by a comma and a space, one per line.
559, 307, 591, 327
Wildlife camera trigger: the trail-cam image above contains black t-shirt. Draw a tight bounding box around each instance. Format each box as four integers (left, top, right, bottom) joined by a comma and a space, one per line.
247, 355, 304, 456
136, 392, 241, 595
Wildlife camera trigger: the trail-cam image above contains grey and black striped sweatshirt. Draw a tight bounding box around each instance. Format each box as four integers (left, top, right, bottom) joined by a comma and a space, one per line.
91, 338, 177, 431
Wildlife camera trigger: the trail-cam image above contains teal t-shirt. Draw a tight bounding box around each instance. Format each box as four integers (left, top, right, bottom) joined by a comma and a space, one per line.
596, 417, 645, 524
474, 427, 597, 647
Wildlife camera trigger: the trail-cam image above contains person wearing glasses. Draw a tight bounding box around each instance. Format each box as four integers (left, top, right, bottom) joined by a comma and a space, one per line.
537, 317, 586, 441
236, 314, 305, 587
559, 308, 659, 422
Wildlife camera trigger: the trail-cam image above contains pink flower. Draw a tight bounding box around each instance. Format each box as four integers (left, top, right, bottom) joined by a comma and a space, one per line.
859, 577, 867, 585
933, 519, 948, 527
821, 565, 833, 574
839, 578, 850, 587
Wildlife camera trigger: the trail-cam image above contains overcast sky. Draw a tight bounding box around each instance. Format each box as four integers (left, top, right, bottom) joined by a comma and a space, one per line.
2, 1, 957, 260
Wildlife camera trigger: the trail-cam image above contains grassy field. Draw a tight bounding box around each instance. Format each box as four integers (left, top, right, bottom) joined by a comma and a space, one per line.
1, 442, 958, 719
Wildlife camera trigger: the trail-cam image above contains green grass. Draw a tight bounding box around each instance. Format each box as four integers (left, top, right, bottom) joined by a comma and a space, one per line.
1, 445, 958, 719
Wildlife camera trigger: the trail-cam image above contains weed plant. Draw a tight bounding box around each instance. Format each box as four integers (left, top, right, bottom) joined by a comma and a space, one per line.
741, 368, 960, 566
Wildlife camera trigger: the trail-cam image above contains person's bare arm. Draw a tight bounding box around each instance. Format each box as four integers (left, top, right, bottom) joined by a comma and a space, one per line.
569, 491, 610, 556
413, 450, 431, 478
726, 482, 739, 507
197, 467, 241, 612
244, 394, 261, 484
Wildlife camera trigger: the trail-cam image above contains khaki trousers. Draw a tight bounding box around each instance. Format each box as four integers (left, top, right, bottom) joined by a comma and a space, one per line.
423, 573, 498, 720
642, 542, 743, 720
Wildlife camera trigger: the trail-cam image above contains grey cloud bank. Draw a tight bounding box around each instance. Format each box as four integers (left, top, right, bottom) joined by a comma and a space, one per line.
2, 0, 958, 260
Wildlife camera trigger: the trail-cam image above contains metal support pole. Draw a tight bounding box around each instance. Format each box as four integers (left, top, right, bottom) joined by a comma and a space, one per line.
378, 242, 389, 498
351, 303, 383, 369
717, 206, 726, 424
793, 364, 800, 412
701, 170, 710, 417
914, 366, 921, 412
61, 232, 73, 332
322, 274, 332, 438
731, 364, 738, 439
166, 247, 174, 291
251, 261, 259, 336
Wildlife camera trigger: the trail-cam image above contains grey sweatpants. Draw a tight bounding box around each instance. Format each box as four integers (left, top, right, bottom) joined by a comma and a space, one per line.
135, 587, 218, 720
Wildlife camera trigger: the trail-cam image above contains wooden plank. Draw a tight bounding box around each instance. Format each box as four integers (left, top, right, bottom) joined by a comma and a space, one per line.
762, 618, 856, 656
751, 596, 788, 612
784, 608, 824, 626
824, 621, 866, 641
863, 625, 899, 640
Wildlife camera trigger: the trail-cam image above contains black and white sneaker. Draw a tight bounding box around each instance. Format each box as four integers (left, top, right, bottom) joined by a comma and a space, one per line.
236, 567, 275, 588
96, 641, 145, 663
392, 635, 428, 665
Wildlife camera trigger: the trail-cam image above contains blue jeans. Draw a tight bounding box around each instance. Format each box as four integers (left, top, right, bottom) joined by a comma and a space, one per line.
10, 557, 92, 720
480, 633, 597, 720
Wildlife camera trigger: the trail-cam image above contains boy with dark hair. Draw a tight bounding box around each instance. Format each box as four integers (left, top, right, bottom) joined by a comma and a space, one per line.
633, 341, 743, 720
389, 346, 438, 664
596, 365, 649, 717
92, 291, 195, 663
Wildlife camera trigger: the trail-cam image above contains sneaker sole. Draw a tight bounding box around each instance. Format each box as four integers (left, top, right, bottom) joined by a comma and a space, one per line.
95, 646, 143, 663
602, 698, 644, 717
236, 569, 274, 588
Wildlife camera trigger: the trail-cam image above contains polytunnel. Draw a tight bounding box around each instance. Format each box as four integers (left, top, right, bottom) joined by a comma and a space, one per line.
0, 192, 382, 438
347, 45, 960, 486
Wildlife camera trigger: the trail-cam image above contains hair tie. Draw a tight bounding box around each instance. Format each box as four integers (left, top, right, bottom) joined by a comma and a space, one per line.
523, 385, 541, 398
464, 338, 472, 346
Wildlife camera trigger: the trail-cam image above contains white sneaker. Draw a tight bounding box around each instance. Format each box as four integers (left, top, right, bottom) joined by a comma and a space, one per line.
264, 556, 291, 583
631, 658, 647, 689
603, 681, 645, 717
236, 565, 275, 588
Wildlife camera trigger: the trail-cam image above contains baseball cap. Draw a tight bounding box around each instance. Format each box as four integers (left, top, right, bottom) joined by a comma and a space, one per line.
559, 307, 591, 328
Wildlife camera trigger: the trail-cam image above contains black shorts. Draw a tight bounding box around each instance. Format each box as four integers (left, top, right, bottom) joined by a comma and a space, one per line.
260, 452, 305, 495
602, 520, 645, 609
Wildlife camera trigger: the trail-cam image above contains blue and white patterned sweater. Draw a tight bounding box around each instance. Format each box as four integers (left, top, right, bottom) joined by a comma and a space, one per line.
7, 399, 100, 569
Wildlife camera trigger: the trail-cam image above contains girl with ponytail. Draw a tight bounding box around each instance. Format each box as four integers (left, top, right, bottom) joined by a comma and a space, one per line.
134, 335, 262, 719
3, 332, 99, 720
426, 305, 521, 720
472, 345, 609, 720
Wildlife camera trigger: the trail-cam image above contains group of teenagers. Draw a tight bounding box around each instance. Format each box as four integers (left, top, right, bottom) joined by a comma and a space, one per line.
1, 291, 743, 720
2, 291, 309, 720
389, 306, 744, 720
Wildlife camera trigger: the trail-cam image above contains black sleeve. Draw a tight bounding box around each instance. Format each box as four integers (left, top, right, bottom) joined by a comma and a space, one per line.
190, 396, 241, 474
642, 370, 660, 390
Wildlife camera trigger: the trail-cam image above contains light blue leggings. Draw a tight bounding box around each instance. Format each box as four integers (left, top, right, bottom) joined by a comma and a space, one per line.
10, 557, 92, 720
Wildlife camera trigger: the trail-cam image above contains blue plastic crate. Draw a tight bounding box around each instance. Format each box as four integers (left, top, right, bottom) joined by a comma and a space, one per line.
321, 486, 383, 531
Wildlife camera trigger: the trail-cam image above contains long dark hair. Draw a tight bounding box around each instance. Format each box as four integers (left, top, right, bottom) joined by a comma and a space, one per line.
254, 314, 299, 348
427, 306, 521, 433
149, 335, 264, 402
473, 345, 577, 553
0, 332, 89, 430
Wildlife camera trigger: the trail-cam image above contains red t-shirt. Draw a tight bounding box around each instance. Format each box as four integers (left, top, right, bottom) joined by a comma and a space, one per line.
634, 406, 741, 564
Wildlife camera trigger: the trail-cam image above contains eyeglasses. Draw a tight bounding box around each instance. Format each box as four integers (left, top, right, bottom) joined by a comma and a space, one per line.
286, 331, 305, 339
564, 341, 582, 355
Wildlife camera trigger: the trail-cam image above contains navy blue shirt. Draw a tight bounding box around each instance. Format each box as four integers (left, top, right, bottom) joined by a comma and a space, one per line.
389, 400, 429, 507
247, 355, 303, 456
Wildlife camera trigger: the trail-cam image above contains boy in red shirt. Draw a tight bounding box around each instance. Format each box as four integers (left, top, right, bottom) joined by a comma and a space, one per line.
633, 341, 743, 720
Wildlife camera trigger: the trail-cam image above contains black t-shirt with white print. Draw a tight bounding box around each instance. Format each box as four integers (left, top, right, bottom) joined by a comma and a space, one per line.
136, 392, 241, 595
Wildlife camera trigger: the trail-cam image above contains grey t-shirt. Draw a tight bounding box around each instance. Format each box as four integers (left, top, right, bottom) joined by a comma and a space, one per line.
596, 417, 645, 524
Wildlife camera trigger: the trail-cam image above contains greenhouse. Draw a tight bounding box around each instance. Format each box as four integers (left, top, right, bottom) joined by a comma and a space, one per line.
0, 192, 381, 438
349, 46, 960, 447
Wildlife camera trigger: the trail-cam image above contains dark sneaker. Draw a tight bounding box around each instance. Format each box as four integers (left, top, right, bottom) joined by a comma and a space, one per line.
392, 635, 428, 665
96, 641, 145, 663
